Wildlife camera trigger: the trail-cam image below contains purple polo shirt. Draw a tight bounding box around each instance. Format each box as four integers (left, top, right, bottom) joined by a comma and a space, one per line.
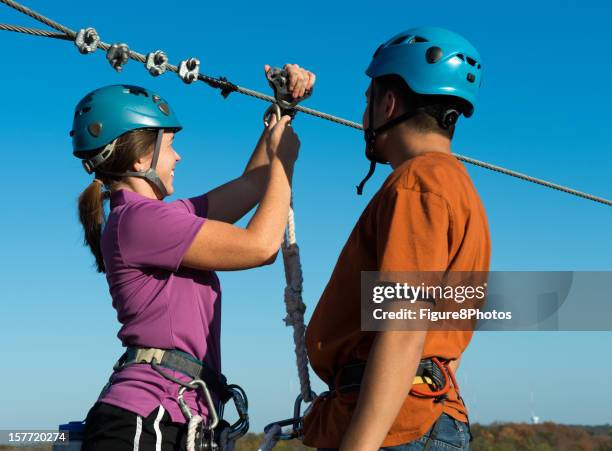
98, 189, 221, 423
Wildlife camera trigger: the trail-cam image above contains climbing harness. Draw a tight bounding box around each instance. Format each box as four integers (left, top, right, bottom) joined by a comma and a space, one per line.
329, 358, 455, 402
0, 0, 608, 204
112, 347, 249, 450
325, 358, 473, 443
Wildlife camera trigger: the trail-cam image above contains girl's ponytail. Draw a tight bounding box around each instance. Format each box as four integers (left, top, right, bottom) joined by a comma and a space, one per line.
78, 179, 108, 273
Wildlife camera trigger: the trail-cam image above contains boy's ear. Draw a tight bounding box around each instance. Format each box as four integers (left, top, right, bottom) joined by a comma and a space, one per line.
384, 90, 398, 120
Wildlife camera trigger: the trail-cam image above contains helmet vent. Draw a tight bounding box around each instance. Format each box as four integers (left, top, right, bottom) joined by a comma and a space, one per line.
123, 86, 149, 97
466, 56, 477, 67
388, 35, 429, 47
389, 35, 409, 46
407, 36, 428, 44
74, 106, 91, 118
426, 46, 443, 64
158, 103, 170, 116
88, 122, 102, 137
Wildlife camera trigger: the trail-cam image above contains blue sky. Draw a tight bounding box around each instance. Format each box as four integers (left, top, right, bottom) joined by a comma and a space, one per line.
0, 0, 611, 434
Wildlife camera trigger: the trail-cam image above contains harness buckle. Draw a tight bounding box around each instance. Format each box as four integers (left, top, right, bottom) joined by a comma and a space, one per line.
133, 347, 166, 365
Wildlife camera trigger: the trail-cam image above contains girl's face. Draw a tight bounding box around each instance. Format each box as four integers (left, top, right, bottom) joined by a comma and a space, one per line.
137, 131, 181, 197
156, 132, 180, 197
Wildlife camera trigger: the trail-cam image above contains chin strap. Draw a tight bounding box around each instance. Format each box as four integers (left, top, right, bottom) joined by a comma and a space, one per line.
357, 87, 460, 195
356, 159, 377, 195
93, 129, 169, 197
358, 80, 421, 195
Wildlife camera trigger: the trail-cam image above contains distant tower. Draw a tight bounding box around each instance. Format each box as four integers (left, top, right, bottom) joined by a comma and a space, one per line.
530, 391, 539, 424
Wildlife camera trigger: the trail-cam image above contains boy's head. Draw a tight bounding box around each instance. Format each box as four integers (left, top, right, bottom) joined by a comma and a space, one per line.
363, 26, 482, 155
363, 74, 462, 142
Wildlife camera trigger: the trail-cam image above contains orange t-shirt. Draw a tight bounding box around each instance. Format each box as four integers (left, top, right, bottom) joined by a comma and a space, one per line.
303, 152, 491, 448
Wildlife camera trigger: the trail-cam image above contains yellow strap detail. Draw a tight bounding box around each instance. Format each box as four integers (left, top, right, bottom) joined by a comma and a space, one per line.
413, 376, 434, 385
133, 347, 166, 364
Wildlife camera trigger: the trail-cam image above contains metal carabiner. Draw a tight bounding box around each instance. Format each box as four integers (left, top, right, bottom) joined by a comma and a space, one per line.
263, 391, 317, 441
225, 384, 250, 441
264, 416, 302, 441
263, 103, 282, 127
177, 379, 220, 431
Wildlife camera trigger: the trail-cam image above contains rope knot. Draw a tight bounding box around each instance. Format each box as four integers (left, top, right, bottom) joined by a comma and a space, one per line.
106, 43, 130, 72
145, 50, 168, 76
178, 57, 200, 84
74, 27, 99, 54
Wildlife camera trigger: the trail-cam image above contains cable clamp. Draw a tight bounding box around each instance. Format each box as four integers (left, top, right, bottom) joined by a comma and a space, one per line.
145, 50, 168, 76
74, 27, 100, 54
178, 57, 200, 84
106, 43, 130, 72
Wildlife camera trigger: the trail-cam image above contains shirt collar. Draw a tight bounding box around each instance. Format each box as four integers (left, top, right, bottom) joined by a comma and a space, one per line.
110, 189, 150, 209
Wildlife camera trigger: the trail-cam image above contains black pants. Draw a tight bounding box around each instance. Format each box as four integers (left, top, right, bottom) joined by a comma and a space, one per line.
82, 402, 188, 451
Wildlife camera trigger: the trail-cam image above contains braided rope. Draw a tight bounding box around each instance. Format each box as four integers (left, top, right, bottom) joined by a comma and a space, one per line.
186, 415, 203, 451
0, 0, 609, 206
257, 206, 314, 450
282, 206, 314, 403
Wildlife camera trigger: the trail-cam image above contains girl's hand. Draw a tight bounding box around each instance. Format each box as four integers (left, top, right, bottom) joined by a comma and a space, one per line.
267, 115, 300, 164
264, 63, 316, 99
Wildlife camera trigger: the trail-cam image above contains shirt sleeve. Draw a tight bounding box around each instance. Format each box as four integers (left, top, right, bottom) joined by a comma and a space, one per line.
376, 187, 451, 272
170, 194, 209, 218
118, 199, 206, 271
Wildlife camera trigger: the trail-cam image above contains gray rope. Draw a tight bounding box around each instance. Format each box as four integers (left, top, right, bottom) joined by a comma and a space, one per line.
0, 0, 610, 207
454, 153, 612, 206
0, 0, 75, 37
0, 23, 70, 39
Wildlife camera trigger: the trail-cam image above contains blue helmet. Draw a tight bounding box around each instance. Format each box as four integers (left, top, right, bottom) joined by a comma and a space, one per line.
356, 27, 482, 195
71, 85, 182, 197
365, 26, 482, 117
71, 84, 182, 155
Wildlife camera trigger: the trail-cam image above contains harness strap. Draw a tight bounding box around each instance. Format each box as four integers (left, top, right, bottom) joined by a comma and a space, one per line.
113, 347, 232, 404
328, 358, 455, 401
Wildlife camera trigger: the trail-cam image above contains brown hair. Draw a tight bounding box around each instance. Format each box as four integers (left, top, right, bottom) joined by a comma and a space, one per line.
373, 75, 464, 140
77, 129, 158, 273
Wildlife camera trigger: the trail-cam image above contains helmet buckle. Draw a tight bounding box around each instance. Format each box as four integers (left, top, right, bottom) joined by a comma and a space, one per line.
82, 159, 94, 175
